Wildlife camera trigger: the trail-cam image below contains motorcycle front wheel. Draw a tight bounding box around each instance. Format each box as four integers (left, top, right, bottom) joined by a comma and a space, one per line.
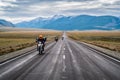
39, 46, 43, 55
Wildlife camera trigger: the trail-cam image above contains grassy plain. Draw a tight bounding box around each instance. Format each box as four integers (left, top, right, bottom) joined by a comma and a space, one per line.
0, 31, 62, 55
67, 31, 120, 52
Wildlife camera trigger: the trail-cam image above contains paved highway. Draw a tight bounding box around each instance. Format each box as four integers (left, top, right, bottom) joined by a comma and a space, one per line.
0, 34, 120, 80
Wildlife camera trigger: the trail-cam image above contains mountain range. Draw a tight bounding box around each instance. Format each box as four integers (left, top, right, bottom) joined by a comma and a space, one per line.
0, 15, 120, 30
0, 19, 15, 27
15, 15, 120, 30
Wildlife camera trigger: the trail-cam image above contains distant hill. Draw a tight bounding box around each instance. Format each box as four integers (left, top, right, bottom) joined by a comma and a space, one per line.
0, 19, 15, 27
15, 15, 120, 30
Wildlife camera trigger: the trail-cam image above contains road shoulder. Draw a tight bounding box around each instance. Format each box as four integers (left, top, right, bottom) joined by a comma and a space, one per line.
0, 45, 36, 63
77, 41, 120, 60
0, 42, 52, 63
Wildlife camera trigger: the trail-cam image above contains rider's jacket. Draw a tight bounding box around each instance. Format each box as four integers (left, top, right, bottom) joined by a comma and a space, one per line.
37, 38, 45, 44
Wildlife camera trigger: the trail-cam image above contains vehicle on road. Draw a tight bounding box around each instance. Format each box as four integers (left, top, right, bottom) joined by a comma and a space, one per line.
55, 36, 58, 42
38, 41, 44, 54
62, 36, 64, 40
36, 35, 46, 54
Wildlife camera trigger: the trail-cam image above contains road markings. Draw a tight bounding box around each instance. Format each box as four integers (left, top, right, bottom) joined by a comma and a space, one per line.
63, 55, 66, 60
0, 42, 55, 66
0, 53, 37, 78
98, 52, 120, 63
63, 55, 66, 72
81, 42, 120, 63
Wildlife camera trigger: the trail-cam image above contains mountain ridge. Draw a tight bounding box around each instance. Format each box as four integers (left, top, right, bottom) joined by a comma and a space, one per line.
0, 19, 15, 27
14, 15, 120, 30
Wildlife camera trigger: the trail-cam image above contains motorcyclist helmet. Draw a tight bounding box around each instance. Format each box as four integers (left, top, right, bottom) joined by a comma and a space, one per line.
39, 35, 43, 39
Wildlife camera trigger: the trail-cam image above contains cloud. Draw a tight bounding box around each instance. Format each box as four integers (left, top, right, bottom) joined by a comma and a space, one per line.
0, 0, 120, 23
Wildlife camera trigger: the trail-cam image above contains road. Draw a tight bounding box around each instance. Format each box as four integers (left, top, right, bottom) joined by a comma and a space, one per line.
0, 33, 120, 80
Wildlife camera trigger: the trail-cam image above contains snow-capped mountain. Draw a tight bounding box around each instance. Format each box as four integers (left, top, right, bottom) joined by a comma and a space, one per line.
51, 15, 65, 20
15, 15, 120, 30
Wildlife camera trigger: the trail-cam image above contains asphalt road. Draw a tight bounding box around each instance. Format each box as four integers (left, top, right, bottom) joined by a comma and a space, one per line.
0, 34, 120, 80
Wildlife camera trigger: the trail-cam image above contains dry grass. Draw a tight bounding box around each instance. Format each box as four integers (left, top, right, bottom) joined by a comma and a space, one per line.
0, 31, 62, 55
67, 31, 120, 52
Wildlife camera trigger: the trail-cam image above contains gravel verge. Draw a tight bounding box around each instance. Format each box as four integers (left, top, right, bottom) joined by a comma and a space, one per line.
81, 42, 120, 60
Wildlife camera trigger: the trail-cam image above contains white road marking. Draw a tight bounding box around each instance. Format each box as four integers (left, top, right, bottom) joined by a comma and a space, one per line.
0, 43, 55, 78
81, 42, 120, 63
70, 40, 120, 63
96, 51, 120, 63
0, 53, 37, 77
0, 42, 54, 66
63, 55, 66, 60
63, 55, 66, 72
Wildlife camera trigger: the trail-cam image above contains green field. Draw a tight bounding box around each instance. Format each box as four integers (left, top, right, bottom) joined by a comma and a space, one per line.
0, 31, 62, 55
67, 31, 120, 52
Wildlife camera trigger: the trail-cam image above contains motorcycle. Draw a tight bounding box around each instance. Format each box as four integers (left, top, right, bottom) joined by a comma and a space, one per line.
38, 42, 44, 54
62, 37, 64, 40
55, 38, 58, 42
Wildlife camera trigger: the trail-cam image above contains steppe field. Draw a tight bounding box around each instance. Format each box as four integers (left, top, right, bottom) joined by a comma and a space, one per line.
0, 30, 62, 55
67, 31, 120, 52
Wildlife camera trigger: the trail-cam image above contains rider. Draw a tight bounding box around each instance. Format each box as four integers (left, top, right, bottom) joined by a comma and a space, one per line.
55, 36, 58, 42
62, 36, 64, 40
36, 35, 46, 51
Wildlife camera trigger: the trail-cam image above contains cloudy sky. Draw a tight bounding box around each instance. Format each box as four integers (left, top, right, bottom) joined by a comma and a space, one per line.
0, 0, 120, 23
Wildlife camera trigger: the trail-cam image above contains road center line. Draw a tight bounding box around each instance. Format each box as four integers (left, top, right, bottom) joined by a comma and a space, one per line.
63, 54, 66, 72
63, 55, 66, 60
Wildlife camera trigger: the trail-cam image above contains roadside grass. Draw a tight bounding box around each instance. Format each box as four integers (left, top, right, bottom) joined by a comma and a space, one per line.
67, 31, 120, 52
0, 31, 62, 55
